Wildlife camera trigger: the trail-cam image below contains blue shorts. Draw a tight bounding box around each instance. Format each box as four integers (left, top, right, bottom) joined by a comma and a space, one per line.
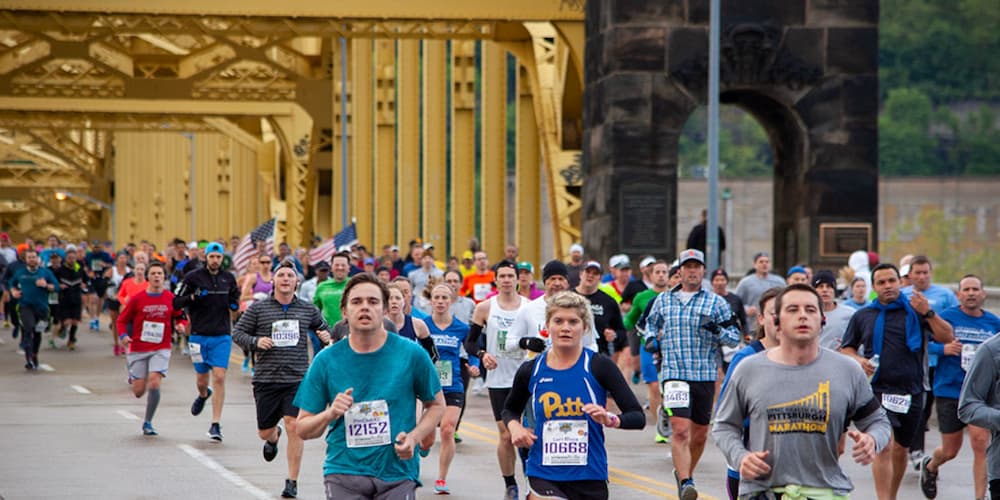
189, 334, 232, 373
640, 347, 658, 384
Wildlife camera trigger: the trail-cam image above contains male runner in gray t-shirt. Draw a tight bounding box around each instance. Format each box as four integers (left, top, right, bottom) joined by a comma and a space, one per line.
714, 284, 891, 498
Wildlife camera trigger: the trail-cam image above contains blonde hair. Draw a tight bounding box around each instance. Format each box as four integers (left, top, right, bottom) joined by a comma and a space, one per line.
544, 291, 592, 331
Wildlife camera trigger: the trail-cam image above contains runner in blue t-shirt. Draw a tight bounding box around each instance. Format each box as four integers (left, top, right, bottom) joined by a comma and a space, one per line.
502, 292, 645, 500
418, 283, 470, 495
921, 275, 1000, 500
294, 274, 444, 499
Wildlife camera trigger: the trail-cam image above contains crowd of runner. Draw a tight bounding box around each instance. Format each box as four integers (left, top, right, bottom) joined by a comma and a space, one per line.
3, 232, 999, 500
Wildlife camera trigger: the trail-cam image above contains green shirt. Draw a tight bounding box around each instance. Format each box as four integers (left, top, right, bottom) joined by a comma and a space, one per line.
624, 288, 660, 331
313, 278, 348, 327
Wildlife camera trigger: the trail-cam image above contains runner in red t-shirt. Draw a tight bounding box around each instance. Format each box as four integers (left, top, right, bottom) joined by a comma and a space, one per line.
459, 251, 496, 304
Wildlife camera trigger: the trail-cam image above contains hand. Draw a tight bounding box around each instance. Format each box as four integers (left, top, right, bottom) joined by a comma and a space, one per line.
394, 432, 416, 460
508, 421, 537, 448
316, 330, 332, 345
582, 403, 616, 427
644, 336, 660, 353
11, 288, 21, 299
745, 306, 758, 317
175, 322, 186, 335
481, 352, 498, 371
520, 337, 546, 353
35, 278, 47, 287
859, 357, 875, 377
120, 336, 132, 347
848, 430, 877, 465
702, 322, 720, 335
468, 365, 480, 377
739, 450, 771, 479
256, 337, 274, 350
909, 291, 930, 316
329, 388, 354, 420
603, 328, 616, 342
943, 340, 962, 356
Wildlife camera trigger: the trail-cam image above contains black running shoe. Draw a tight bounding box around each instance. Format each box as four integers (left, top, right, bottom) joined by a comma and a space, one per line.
281, 479, 297, 498
920, 455, 937, 499
208, 422, 223, 442
190, 387, 212, 416
263, 426, 282, 462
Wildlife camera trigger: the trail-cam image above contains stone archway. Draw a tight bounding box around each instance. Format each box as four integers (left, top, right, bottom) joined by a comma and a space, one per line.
582, 0, 878, 270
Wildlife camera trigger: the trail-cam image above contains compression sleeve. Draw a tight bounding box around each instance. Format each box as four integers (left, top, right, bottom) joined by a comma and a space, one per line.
501, 360, 535, 427
418, 335, 440, 362
465, 322, 484, 355
591, 354, 645, 430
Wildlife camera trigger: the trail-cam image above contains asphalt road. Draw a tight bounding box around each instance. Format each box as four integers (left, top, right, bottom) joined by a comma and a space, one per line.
0, 318, 978, 499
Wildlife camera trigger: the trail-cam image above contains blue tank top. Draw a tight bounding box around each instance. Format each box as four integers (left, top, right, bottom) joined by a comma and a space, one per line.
426, 315, 469, 394
397, 314, 417, 342
526, 350, 609, 482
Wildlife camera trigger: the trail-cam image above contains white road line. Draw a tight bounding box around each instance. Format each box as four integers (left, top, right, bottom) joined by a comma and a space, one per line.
116, 409, 140, 421
177, 444, 273, 500
38, 364, 54, 372
70, 385, 91, 394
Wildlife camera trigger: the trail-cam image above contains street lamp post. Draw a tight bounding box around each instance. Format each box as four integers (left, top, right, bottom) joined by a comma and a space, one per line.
55, 191, 115, 249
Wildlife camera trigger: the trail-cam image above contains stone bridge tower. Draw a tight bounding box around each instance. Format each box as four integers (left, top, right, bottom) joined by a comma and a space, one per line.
582, 0, 878, 270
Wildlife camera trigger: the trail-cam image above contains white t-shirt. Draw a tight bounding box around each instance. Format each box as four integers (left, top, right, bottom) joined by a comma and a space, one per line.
484, 295, 530, 389
506, 295, 599, 355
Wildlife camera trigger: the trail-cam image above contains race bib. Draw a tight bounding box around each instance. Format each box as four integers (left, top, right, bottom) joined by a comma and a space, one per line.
48, 292, 58, 304
473, 283, 492, 301
436, 360, 453, 386
662, 381, 691, 409
189, 342, 203, 364
271, 319, 300, 347
344, 400, 391, 448
542, 420, 589, 466
962, 344, 978, 371
140, 321, 165, 343
882, 393, 912, 414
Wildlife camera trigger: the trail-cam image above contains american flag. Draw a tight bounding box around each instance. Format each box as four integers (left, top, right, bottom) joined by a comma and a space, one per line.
232, 218, 276, 274
309, 222, 358, 266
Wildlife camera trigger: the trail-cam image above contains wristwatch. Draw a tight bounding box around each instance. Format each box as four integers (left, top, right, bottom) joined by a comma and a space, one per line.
923, 309, 936, 319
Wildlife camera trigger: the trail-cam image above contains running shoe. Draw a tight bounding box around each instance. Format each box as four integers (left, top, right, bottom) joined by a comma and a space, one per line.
142, 422, 158, 436
920, 455, 937, 499
281, 479, 297, 498
48, 338, 57, 349
191, 387, 213, 416
657, 407, 672, 439
631, 370, 640, 385
503, 484, 519, 500
67, 341, 76, 351
207, 422, 223, 442
453, 432, 462, 444
263, 426, 282, 462
418, 445, 431, 458
433, 479, 450, 495
679, 479, 698, 500
654, 433, 670, 444
910, 450, 925, 471
241, 357, 250, 373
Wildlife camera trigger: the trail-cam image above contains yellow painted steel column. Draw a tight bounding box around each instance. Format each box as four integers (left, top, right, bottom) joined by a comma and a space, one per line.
450, 40, 477, 254
480, 41, 507, 261
396, 39, 421, 247
516, 63, 541, 270
330, 39, 348, 232
373, 39, 397, 249
351, 38, 375, 247
422, 40, 447, 249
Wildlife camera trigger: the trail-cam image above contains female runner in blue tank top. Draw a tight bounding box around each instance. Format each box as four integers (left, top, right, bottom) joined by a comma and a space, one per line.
503, 291, 645, 500
419, 283, 470, 494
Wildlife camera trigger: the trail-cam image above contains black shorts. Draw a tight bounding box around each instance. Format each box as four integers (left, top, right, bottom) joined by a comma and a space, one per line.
876, 391, 924, 449
612, 330, 628, 352
48, 304, 61, 322
627, 329, 641, 356
527, 477, 608, 500
59, 301, 82, 321
936, 397, 966, 434
663, 380, 716, 426
92, 278, 108, 298
104, 298, 120, 311
444, 391, 465, 408
252, 382, 300, 430
488, 387, 511, 421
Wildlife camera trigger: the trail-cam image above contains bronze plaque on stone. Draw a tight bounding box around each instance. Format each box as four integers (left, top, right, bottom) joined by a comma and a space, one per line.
819, 223, 872, 259
619, 186, 669, 253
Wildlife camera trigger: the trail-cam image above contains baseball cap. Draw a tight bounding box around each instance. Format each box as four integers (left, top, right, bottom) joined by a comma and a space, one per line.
678, 249, 705, 266
639, 256, 656, 269
65, 244, 78, 252
584, 260, 602, 272
900, 264, 911, 278
812, 270, 837, 289
390, 245, 399, 252
462, 250, 474, 260
786, 265, 807, 278
753, 251, 769, 262
187, 241, 198, 250
516, 261, 534, 273
423, 242, 434, 250
364, 257, 376, 265
205, 242, 225, 255
0, 232, 8, 240
710, 268, 728, 280
569, 243, 584, 255
542, 260, 569, 281
314, 261, 331, 271
609, 254, 630, 269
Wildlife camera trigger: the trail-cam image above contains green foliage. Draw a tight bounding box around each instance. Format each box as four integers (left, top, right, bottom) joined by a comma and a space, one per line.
882, 209, 1000, 285
678, 107, 772, 178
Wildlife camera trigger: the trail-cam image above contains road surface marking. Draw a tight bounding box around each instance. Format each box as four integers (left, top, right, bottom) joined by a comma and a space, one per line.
116, 409, 140, 421
177, 444, 272, 500
38, 364, 55, 372
70, 385, 91, 394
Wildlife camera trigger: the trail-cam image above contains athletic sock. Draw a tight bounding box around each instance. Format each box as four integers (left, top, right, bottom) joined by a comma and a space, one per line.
145, 388, 161, 422
69, 325, 78, 342
503, 475, 516, 487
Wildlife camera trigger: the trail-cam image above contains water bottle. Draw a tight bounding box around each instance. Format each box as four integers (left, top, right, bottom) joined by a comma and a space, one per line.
868, 354, 880, 382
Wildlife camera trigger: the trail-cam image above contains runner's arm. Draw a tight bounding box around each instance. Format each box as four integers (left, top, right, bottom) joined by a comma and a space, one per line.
959, 342, 1000, 431
592, 354, 645, 429
501, 360, 534, 427
712, 365, 751, 471
230, 305, 259, 350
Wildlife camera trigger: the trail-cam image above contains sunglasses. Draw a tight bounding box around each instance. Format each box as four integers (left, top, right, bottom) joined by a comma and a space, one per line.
259, 260, 272, 264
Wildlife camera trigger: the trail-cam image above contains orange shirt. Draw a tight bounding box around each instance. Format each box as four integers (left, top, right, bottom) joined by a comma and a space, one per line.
117, 277, 149, 307
460, 271, 496, 303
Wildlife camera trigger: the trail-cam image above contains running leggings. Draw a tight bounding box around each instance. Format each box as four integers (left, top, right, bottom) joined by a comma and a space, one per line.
18, 305, 47, 355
